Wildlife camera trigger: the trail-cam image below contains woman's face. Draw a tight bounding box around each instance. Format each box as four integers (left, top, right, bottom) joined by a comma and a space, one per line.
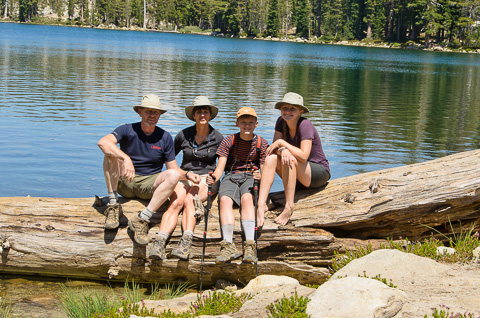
193, 107, 211, 124
280, 104, 303, 122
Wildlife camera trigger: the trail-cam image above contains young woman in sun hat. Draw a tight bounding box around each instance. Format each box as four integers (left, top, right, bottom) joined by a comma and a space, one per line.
257, 92, 330, 226
170, 96, 224, 259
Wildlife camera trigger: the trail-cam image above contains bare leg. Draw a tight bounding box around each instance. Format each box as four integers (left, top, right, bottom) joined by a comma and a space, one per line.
240, 193, 255, 221
146, 169, 180, 213
275, 159, 297, 225
257, 154, 278, 226
182, 183, 208, 232
103, 155, 120, 193
219, 195, 235, 226
158, 181, 187, 234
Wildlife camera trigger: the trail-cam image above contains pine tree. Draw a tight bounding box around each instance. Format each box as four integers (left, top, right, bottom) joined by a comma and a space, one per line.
266, 0, 279, 36
296, 0, 309, 37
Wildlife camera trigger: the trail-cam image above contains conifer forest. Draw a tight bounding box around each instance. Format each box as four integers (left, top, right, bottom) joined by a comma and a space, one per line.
2, 0, 480, 48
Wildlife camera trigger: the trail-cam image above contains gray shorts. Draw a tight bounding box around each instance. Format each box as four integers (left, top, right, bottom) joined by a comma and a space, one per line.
218, 172, 254, 206
298, 162, 330, 189
117, 173, 160, 200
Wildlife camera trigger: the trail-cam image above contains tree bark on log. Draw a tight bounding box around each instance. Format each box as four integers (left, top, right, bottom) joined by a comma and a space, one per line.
1, 149, 479, 286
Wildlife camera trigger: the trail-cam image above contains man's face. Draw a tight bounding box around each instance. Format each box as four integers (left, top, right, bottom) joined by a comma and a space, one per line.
139, 107, 161, 125
236, 115, 258, 135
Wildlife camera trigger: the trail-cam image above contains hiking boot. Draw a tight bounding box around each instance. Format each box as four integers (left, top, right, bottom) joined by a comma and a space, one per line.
242, 240, 257, 263
193, 194, 205, 221
104, 203, 122, 229
215, 240, 241, 264
171, 234, 193, 260
148, 238, 167, 260
128, 215, 149, 245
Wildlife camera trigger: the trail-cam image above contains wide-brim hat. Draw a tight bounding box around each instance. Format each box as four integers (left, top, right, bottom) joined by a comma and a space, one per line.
274, 92, 310, 113
185, 96, 218, 121
133, 94, 167, 114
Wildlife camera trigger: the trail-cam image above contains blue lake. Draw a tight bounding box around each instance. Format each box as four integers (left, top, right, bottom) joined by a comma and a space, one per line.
1, 22, 480, 198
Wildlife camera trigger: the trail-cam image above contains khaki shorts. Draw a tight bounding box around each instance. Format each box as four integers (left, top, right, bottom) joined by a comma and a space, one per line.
179, 174, 208, 188
179, 173, 220, 193
117, 173, 160, 200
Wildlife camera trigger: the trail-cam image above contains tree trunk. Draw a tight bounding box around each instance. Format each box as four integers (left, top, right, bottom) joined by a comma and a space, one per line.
1, 150, 480, 286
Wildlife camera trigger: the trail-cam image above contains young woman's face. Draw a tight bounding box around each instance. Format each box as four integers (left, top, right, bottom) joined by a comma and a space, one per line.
280, 104, 303, 121
193, 106, 211, 124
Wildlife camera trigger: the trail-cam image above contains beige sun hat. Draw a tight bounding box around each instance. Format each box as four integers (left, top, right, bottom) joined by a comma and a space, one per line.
185, 96, 218, 121
274, 92, 310, 113
133, 94, 167, 114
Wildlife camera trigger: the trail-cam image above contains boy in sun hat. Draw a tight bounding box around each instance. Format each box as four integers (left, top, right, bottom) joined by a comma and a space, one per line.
98, 94, 194, 259
207, 107, 268, 264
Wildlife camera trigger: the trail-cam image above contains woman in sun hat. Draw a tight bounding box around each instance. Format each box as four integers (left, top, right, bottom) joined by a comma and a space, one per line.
170, 96, 223, 260
257, 92, 330, 226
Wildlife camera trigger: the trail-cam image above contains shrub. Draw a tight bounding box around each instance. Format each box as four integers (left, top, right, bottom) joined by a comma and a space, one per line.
424, 304, 479, 318
190, 290, 252, 316
266, 288, 311, 318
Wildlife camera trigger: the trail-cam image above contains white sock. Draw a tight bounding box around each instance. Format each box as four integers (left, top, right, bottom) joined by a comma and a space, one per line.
157, 231, 169, 242
221, 224, 234, 243
108, 192, 117, 205
241, 220, 255, 241
139, 208, 153, 222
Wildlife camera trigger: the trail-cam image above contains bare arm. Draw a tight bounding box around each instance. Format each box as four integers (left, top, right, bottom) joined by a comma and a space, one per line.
267, 131, 312, 164
98, 134, 135, 182
207, 156, 227, 186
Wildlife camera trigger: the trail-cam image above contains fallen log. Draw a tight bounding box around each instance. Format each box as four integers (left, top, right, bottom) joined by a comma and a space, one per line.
1, 149, 479, 286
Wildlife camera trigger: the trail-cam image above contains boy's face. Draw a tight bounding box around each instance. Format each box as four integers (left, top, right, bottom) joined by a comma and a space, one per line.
236, 115, 258, 136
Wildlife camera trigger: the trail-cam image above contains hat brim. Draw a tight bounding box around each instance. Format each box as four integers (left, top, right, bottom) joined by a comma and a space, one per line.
185, 105, 218, 121
133, 105, 167, 114
274, 102, 310, 113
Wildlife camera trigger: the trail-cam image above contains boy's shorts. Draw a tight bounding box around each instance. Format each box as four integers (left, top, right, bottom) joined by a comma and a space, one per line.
118, 173, 161, 200
297, 162, 330, 190
218, 172, 254, 206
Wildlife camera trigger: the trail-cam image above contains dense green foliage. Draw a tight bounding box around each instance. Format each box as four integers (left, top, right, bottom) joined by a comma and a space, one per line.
266, 289, 311, 318
2, 0, 480, 47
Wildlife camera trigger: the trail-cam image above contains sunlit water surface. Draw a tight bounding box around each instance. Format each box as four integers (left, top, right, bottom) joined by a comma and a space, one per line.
1, 23, 480, 198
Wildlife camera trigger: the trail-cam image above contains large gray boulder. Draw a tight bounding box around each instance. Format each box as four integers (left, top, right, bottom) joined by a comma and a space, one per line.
306, 276, 407, 318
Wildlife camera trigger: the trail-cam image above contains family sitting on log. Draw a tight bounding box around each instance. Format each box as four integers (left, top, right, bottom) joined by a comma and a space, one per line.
97, 92, 330, 261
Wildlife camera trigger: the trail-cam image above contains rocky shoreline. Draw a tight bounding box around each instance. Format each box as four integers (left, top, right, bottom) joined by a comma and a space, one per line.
136, 249, 480, 318
2, 19, 479, 54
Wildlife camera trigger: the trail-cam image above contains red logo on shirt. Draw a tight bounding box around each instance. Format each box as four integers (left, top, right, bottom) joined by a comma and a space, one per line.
151, 145, 162, 150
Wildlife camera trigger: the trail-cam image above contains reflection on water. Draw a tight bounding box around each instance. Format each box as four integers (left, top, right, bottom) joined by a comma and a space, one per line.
1, 23, 480, 197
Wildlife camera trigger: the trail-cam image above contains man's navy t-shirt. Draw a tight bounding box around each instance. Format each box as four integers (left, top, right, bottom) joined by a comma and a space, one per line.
112, 122, 176, 176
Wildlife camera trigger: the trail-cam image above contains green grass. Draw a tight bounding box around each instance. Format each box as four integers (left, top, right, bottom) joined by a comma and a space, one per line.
0, 297, 11, 318
59, 279, 193, 318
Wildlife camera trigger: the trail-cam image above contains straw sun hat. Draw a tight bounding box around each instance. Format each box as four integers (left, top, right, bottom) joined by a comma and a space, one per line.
133, 94, 167, 114
274, 92, 310, 113
185, 96, 219, 121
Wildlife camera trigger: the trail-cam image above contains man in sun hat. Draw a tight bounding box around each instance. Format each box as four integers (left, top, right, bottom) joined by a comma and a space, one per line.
98, 94, 191, 257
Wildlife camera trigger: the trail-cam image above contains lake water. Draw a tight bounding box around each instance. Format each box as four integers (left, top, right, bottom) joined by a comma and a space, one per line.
1, 22, 480, 198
